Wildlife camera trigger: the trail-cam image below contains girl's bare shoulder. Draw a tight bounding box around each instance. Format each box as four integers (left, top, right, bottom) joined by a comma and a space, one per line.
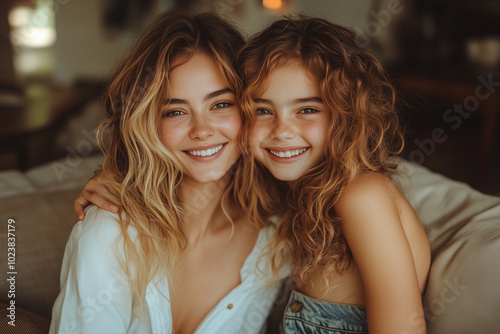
336, 172, 402, 211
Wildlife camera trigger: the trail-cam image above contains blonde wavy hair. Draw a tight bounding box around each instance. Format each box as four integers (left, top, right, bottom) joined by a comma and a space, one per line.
96, 11, 261, 312
238, 16, 405, 289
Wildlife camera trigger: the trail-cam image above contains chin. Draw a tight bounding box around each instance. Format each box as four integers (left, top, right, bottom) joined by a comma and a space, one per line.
200, 172, 229, 184
269, 170, 301, 182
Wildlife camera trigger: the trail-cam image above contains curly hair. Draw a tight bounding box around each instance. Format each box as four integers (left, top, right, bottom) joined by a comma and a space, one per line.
96, 11, 261, 313
238, 15, 405, 290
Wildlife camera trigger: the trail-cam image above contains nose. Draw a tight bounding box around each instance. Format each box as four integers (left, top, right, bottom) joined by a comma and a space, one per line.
271, 116, 295, 141
189, 113, 214, 141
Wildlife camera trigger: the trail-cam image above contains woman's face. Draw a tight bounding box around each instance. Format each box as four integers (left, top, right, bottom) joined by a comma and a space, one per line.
249, 64, 329, 182
159, 52, 241, 184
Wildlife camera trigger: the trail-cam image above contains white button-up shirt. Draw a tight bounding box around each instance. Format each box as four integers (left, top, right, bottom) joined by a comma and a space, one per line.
50, 206, 289, 334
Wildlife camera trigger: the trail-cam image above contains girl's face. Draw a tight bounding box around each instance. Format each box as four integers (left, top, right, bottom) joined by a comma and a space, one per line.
249, 64, 329, 181
160, 52, 241, 184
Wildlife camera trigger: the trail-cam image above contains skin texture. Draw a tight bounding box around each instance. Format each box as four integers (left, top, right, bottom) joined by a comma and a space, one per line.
250, 65, 329, 182
250, 64, 430, 334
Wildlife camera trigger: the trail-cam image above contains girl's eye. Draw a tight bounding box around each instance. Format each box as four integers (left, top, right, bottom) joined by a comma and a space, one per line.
256, 108, 271, 115
213, 102, 233, 109
299, 108, 319, 114
163, 110, 185, 117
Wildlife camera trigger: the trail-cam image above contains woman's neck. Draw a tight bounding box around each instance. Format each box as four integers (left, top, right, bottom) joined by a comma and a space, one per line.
180, 175, 232, 246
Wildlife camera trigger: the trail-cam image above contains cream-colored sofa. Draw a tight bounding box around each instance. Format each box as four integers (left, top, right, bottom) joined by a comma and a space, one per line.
0, 155, 499, 333
0, 155, 104, 333
393, 160, 500, 333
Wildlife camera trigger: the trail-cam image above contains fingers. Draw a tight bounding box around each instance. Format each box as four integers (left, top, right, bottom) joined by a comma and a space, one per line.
102, 200, 119, 213
73, 175, 119, 220
73, 190, 119, 219
74, 196, 90, 221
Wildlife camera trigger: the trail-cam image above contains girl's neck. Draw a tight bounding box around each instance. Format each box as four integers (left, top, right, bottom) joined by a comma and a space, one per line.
180, 174, 232, 246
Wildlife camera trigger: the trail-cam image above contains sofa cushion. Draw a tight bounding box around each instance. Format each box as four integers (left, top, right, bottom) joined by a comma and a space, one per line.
394, 159, 500, 333
0, 170, 37, 199
0, 189, 80, 318
0, 300, 50, 333
25, 154, 103, 193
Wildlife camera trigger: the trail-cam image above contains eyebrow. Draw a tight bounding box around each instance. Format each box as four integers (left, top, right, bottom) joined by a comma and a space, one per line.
293, 97, 323, 104
166, 88, 233, 105
253, 97, 323, 104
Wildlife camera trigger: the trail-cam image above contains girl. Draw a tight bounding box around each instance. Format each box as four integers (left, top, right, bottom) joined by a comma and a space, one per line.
51, 12, 287, 334
238, 16, 431, 333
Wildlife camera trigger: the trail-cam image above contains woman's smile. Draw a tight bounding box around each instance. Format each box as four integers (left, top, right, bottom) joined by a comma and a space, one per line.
184, 143, 227, 160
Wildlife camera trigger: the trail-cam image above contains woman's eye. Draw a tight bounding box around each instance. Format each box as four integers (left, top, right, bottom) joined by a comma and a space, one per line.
299, 108, 319, 114
256, 108, 271, 115
213, 102, 233, 109
163, 110, 184, 117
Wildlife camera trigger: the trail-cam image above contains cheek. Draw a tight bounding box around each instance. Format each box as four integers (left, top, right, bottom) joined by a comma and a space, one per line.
316, 123, 329, 153
304, 121, 329, 150
248, 123, 264, 149
159, 122, 184, 151
220, 112, 242, 141
248, 126, 266, 162
248, 125, 260, 148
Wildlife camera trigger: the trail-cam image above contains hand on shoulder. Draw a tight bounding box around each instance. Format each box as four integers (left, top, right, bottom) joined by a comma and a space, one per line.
73, 171, 119, 221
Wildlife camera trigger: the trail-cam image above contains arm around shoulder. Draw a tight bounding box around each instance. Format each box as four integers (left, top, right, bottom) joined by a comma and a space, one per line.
50, 206, 134, 334
335, 173, 427, 334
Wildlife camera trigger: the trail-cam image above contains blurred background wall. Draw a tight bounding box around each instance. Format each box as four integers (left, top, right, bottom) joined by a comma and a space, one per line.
0, 0, 499, 194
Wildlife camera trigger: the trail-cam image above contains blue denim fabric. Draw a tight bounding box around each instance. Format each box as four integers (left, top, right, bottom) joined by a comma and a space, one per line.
282, 290, 368, 334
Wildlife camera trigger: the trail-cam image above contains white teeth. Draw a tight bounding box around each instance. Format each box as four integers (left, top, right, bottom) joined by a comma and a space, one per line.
269, 148, 307, 158
187, 144, 224, 157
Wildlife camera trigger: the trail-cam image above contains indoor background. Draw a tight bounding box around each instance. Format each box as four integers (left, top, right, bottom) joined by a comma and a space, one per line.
0, 0, 499, 195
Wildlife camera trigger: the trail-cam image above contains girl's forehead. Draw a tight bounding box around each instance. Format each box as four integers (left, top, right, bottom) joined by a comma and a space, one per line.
253, 63, 320, 97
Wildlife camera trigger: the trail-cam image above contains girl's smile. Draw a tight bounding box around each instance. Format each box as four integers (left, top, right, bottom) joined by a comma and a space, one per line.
265, 146, 310, 163
249, 64, 329, 181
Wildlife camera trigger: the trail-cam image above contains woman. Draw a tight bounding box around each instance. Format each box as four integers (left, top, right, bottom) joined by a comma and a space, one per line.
51, 11, 287, 334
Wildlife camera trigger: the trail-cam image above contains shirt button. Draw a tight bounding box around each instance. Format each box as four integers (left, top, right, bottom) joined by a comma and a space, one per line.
227, 303, 233, 309
289, 301, 303, 312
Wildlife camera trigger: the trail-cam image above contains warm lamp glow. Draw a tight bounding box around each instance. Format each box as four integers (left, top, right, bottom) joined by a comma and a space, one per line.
8, 6, 32, 28
263, 0, 283, 10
